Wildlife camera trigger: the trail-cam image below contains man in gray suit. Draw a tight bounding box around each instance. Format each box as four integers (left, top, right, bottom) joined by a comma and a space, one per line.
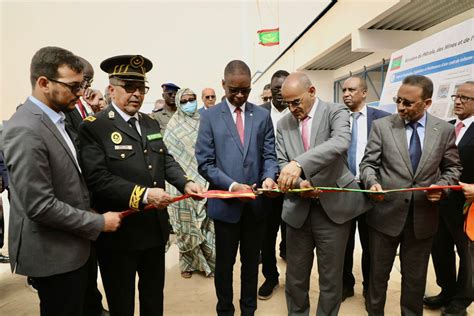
276, 72, 370, 315
360, 74, 462, 315
2, 46, 122, 316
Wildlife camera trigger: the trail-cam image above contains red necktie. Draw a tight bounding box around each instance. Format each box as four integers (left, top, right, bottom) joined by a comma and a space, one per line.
455, 121, 465, 139
301, 116, 310, 151
235, 107, 244, 145
77, 99, 87, 119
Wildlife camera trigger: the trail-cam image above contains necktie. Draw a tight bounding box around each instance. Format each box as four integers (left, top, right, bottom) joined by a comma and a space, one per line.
77, 99, 87, 119
408, 122, 421, 173
348, 112, 362, 175
455, 121, 465, 139
301, 116, 310, 152
235, 107, 244, 145
128, 117, 141, 138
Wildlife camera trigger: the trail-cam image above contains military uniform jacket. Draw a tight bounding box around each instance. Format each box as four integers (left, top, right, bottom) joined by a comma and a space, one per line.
77, 104, 189, 250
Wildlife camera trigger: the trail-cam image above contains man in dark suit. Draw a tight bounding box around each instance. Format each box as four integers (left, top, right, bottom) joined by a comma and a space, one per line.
424, 81, 474, 315
258, 69, 289, 300
360, 75, 462, 315
77, 55, 204, 316
2, 46, 121, 316
276, 72, 371, 315
195, 60, 279, 316
341, 77, 390, 301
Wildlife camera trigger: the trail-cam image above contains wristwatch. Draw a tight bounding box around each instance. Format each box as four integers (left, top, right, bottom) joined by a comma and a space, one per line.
293, 160, 302, 169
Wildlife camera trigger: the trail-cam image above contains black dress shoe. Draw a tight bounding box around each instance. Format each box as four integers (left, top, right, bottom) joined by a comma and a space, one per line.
423, 293, 452, 310
258, 279, 279, 300
441, 304, 467, 316
0, 254, 9, 263
342, 287, 354, 302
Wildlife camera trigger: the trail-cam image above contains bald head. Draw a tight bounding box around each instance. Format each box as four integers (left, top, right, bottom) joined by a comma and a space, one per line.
202, 87, 217, 108
281, 72, 316, 120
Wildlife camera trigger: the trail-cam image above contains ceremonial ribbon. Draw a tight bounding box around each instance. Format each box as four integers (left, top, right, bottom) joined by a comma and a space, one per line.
119, 185, 462, 218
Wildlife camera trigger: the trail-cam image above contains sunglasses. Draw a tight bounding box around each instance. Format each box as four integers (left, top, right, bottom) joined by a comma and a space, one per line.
47, 77, 85, 94
451, 94, 474, 103
393, 96, 418, 107
180, 98, 196, 105
115, 83, 149, 94
228, 87, 252, 95
262, 96, 272, 102
282, 96, 304, 108
204, 95, 216, 100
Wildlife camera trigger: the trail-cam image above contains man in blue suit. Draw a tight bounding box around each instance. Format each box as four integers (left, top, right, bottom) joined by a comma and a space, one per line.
341, 76, 390, 302
196, 60, 279, 316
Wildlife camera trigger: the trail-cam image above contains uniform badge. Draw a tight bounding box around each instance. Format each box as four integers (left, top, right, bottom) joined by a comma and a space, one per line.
84, 116, 96, 122
146, 133, 162, 141
108, 111, 115, 119
111, 132, 122, 144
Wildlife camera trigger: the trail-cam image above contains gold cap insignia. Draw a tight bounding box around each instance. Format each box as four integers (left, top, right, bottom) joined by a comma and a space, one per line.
111, 132, 122, 144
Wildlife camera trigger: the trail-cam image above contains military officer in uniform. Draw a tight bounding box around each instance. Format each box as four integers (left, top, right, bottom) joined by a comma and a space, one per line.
77, 55, 204, 316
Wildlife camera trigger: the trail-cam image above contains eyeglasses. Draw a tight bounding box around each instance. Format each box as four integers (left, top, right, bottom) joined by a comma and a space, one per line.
228, 87, 252, 95
115, 83, 149, 94
83, 77, 93, 89
47, 77, 84, 94
204, 95, 216, 100
451, 94, 474, 103
180, 98, 196, 105
262, 96, 272, 102
282, 97, 304, 108
393, 96, 418, 107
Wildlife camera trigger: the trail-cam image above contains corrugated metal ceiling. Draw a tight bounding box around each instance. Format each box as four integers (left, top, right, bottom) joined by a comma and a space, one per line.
305, 0, 472, 71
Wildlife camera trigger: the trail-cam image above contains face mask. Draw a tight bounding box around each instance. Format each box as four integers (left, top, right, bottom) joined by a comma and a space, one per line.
181, 100, 198, 115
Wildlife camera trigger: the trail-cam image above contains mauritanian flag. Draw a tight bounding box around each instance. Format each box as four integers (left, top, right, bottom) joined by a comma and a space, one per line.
258, 28, 280, 46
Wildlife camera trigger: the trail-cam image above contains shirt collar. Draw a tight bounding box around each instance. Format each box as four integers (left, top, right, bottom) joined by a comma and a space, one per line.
29, 96, 65, 124
112, 102, 139, 122
305, 98, 319, 120
456, 115, 474, 127
352, 104, 367, 117
226, 99, 246, 113
405, 111, 427, 127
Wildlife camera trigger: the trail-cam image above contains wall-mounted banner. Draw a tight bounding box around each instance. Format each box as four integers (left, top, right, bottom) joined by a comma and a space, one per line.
379, 18, 474, 118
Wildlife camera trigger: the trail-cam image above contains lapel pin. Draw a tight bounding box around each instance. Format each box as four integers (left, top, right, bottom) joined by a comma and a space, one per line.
250, 113, 253, 117
111, 132, 122, 144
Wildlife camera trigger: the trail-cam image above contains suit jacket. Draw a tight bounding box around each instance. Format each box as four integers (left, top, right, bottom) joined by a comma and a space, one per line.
276, 99, 371, 228
440, 120, 474, 221
360, 113, 462, 239
195, 101, 279, 223
366, 106, 391, 137
65, 107, 83, 138
77, 104, 188, 250
2, 99, 104, 277
261, 102, 271, 111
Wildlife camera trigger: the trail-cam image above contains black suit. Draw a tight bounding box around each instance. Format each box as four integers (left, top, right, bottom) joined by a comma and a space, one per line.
431, 120, 474, 308
65, 107, 84, 137
78, 104, 189, 316
260, 101, 286, 283
343, 107, 390, 293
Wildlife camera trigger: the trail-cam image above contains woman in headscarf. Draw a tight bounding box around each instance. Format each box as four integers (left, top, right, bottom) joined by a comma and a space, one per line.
163, 88, 215, 278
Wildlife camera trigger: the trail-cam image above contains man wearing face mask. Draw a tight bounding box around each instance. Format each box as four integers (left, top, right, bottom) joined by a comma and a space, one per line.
163, 88, 215, 279
77, 55, 205, 316
150, 82, 180, 133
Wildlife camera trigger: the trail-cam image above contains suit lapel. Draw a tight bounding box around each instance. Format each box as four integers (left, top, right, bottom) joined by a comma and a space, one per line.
109, 106, 142, 143
415, 114, 440, 178
459, 122, 474, 146
289, 115, 305, 154
309, 100, 326, 148
390, 115, 413, 176
221, 104, 244, 154
243, 104, 254, 159
24, 102, 81, 172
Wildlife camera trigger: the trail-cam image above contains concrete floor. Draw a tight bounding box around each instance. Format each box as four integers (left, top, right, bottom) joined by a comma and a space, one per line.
0, 191, 473, 315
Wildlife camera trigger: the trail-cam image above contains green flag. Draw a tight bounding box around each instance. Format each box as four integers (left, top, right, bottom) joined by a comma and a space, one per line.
258, 28, 279, 46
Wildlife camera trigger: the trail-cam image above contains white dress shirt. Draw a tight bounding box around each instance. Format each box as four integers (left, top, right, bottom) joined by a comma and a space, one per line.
350, 105, 368, 180
226, 99, 246, 128
270, 102, 290, 133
